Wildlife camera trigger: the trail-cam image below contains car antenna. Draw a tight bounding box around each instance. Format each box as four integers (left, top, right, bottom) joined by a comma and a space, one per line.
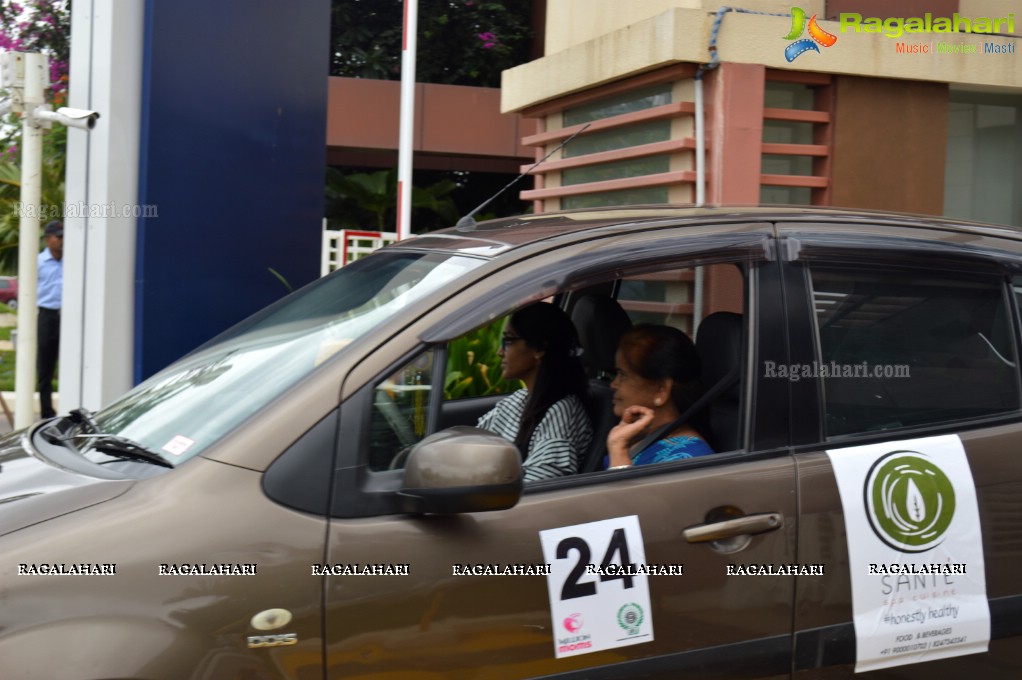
456, 122, 592, 231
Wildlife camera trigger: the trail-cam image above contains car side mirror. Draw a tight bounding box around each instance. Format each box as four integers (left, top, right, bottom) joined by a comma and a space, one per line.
398, 426, 522, 514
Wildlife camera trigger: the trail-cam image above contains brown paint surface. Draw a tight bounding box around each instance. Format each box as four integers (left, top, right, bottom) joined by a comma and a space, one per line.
829, 76, 948, 214
326, 77, 535, 170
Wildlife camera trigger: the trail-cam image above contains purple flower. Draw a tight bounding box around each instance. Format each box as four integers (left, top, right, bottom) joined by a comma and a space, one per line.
477, 31, 498, 49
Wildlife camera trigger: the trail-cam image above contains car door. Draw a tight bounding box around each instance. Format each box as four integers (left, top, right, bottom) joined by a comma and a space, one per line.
779, 223, 1022, 678
320, 224, 804, 678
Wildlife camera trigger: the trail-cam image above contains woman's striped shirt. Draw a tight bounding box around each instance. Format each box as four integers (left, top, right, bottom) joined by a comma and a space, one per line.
478, 389, 593, 482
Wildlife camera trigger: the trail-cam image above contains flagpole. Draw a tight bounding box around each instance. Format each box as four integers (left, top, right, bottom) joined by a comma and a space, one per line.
396, 0, 418, 241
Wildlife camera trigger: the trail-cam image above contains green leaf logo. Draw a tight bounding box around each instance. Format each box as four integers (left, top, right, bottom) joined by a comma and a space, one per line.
864, 451, 956, 553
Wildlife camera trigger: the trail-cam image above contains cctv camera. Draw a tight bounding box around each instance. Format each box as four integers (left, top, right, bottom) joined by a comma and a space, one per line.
32, 106, 100, 130
55, 107, 100, 130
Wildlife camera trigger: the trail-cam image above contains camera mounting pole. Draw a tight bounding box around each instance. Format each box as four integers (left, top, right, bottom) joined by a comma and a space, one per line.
1, 51, 100, 427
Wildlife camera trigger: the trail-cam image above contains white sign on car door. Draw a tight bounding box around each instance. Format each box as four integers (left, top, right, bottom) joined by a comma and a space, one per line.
827, 434, 990, 672
539, 515, 654, 658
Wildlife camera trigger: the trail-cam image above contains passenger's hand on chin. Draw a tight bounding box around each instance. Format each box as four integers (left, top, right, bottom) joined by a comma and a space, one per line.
607, 406, 655, 466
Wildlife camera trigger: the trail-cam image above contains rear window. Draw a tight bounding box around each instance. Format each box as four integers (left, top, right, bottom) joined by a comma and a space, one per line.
810, 267, 1021, 437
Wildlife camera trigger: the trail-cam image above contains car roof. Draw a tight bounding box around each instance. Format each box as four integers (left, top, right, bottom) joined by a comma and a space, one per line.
387, 205, 1022, 258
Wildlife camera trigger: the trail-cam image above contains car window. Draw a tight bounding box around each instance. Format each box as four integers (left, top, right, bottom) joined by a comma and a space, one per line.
444, 317, 522, 401
811, 266, 1021, 437
370, 259, 750, 474
617, 262, 744, 334
368, 349, 435, 471
611, 261, 746, 455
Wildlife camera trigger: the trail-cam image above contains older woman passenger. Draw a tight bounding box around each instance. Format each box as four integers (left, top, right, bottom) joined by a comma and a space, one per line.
606, 324, 713, 468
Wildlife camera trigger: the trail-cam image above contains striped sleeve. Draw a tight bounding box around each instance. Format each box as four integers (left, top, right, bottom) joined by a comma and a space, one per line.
477, 390, 527, 443
522, 396, 593, 483
478, 391, 593, 482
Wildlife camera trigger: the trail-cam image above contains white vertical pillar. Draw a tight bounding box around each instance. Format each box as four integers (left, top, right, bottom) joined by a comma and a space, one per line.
396, 0, 418, 241
60, 0, 145, 413
13, 53, 45, 428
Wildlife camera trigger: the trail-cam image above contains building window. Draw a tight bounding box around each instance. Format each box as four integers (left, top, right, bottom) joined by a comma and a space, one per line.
562, 155, 670, 186
563, 84, 672, 125
761, 81, 818, 206
563, 120, 671, 158
944, 91, 1022, 227
561, 187, 669, 210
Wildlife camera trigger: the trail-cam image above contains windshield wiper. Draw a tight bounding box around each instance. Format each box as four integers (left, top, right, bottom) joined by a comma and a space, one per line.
70, 433, 174, 468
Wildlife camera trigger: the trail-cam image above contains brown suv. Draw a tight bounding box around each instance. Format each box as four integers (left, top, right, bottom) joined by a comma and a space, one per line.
1, 207, 1020, 679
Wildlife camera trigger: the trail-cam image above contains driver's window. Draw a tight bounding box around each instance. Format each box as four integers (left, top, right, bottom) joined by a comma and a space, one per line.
368, 350, 434, 471
445, 318, 522, 400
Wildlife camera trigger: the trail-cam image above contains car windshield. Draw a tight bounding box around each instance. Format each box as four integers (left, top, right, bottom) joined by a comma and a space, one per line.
90, 251, 481, 464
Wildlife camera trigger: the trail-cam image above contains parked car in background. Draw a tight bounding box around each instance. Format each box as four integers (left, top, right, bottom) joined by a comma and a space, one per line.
0, 276, 17, 309
0, 206, 1020, 679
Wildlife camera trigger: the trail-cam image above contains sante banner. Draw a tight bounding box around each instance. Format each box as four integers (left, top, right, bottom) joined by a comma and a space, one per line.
827, 434, 990, 672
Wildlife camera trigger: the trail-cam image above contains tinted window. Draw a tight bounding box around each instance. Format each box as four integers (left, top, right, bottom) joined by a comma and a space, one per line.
811, 267, 1020, 437
369, 350, 434, 471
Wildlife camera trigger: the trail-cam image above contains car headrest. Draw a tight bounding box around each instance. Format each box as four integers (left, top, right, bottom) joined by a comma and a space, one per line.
696, 311, 742, 388
571, 295, 633, 379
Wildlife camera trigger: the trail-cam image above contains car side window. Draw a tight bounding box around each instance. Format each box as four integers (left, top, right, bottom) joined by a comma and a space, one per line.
811, 267, 1021, 437
368, 349, 434, 471
617, 263, 743, 334
444, 318, 522, 400
368, 260, 753, 475
368, 318, 526, 472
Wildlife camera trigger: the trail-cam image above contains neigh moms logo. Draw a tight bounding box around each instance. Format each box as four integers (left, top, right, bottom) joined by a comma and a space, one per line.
783, 7, 838, 62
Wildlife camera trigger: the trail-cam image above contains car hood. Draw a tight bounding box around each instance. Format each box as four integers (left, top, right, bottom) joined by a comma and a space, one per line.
0, 429, 135, 537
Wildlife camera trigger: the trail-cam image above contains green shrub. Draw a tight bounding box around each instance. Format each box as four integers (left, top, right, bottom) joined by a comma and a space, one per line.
444, 318, 521, 400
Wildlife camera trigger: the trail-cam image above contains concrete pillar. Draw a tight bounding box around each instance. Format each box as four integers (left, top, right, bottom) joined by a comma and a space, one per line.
60, 0, 144, 412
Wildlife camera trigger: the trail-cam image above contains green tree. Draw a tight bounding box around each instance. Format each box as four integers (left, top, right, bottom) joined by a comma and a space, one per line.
324, 167, 459, 232
0, 0, 72, 274
0, 126, 66, 272
330, 0, 533, 87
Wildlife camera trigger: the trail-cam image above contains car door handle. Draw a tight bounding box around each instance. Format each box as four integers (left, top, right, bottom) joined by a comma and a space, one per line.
683, 512, 784, 543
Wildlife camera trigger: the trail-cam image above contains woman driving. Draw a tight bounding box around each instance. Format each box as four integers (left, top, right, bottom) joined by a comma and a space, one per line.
477, 302, 593, 482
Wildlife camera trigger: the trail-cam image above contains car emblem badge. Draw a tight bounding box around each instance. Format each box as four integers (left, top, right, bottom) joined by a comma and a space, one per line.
250, 608, 293, 631
865, 450, 956, 553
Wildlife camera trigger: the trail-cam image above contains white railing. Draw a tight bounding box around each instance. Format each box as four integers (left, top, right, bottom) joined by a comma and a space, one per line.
321, 228, 398, 275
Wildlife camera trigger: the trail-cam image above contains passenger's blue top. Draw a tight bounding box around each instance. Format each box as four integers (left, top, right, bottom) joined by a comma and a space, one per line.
603, 435, 714, 469
632, 435, 714, 465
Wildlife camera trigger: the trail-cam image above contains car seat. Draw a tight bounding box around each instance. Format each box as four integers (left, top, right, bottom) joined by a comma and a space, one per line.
695, 311, 743, 452
570, 294, 633, 472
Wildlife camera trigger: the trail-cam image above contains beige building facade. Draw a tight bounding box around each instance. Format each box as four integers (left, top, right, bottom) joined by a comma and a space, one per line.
502, 0, 1021, 226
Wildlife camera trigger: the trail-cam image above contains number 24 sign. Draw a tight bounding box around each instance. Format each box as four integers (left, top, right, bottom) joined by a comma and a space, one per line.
539, 515, 654, 658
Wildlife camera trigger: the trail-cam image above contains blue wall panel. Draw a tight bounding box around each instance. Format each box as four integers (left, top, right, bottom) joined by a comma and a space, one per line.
136, 0, 329, 381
